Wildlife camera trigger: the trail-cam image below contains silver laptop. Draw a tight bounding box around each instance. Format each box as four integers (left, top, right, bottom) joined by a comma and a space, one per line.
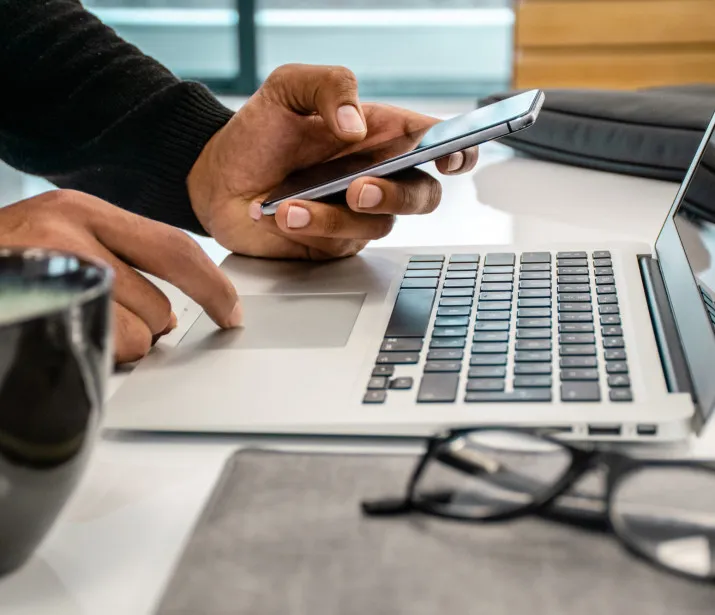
104, 111, 715, 442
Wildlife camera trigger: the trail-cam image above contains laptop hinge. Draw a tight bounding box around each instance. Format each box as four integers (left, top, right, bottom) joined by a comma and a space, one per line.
638, 255, 694, 396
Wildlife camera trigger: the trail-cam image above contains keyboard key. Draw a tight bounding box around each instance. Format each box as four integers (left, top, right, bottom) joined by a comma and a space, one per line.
598, 295, 619, 305
516, 328, 551, 339
445, 270, 478, 280
450, 254, 480, 263
479, 291, 513, 301
598, 305, 620, 316
557, 251, 587, 259
444, 279, 476, 288
520, 263, 551, 272
433, 326, 468, 337
482, 273, 514, 283
363, 390, 387, 404
601, 325, 623, 336
442, 288, 474, 297
478, 301, 511, 311
521, 252, 551, 263
480, 283, 513, 292
609, 389, 633, 402
472, 343, 509, 354
561, 369, 599, 381
372, 365, 395, 377
605, 362, 629, 374
594, 267, 613, 276
519, 280, 551, 289
559, 333, 596, 344
517, 308, 551, 318
558, 276, 590, 284
447, 263, 479, 272
558, 284, 590, 293
597, 285, 617, 295
417, 373, 459, 402
470, 354, 508, 366
515, 339, 552, 351
430, 337, 466, 349
514, 363, 552, 375
517, 318, 552, 328
404, 269, 441, 278
473, 331, 509, 343
368, 377, 388, 390
435, 316, 470, 327
557, 259, 588, 268
608, 374, 631, 388
518, 298, 551, 308
465, 390, 552, 402
476, 311, 510, 321
559, 313, 593, 322
558, 267, 589, 276
560, 357, 597, 368
401, 278, 439, 289
410, 255, 444, 262
520, 271, 551, 280
595, 276, 615, 285
514, 375, 552, 388
466, 379, 506, 392
560, 345, 597, 356
381, 338, 423, 352
424, 361, 462, 373
593, 251, 611, 259
385, 289, 436, 338
558, 293, 591, 303
485, 253, 515, 266
561, 382, 601, 402
376, 352, 420, 364
437, 306, 471, 317
474, 321, 510, 331
593, 258, 612, 267
483, 266, 514, 275
515, 350, 552, 362
519, 288, 551, 298
604, 349, 627, 361
406, 261, 443, 271
603, 337, 625, 348
600, 314, 621, 325
440, 297, 473, 307
427, 349, 464, 361
468, 366, 507, 378
390, 377, 414, 390
559, 323, 594, 333
558, 303, 591, 312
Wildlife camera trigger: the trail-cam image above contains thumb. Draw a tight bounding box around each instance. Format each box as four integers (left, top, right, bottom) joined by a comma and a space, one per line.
261, 63, 367, 143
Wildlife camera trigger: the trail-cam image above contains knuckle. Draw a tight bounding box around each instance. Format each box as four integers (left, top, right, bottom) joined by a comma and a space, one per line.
374, 215, 396, 239
326, 66, 358, 98
321, 208, 343, 237
116, 313, 152, 362
425, 180, 443, 213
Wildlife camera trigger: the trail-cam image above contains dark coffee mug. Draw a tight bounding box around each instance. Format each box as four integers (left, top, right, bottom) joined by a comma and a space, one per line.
0, 247, 113, 575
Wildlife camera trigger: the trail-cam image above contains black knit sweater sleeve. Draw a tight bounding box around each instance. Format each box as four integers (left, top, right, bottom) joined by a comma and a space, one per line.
0, 0, 235, 234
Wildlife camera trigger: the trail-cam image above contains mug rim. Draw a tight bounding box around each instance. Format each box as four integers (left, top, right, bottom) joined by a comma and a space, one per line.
0, 246, 113, 327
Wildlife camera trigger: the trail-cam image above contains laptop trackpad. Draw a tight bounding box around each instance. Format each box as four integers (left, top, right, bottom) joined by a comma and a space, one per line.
178, 293, 366, 350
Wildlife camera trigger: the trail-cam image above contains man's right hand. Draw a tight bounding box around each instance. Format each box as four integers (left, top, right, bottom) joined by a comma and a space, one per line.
0, 190, 241, 363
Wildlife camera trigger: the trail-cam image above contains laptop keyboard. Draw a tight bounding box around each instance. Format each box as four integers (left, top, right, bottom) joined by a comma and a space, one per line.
364, 251, 633, 405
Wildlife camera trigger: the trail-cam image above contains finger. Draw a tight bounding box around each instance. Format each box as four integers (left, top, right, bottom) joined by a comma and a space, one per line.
267, 200, 395, 240
83, 199, 241, 329
345, 168, 442, 216
435, 146, 479, 175
113, 302, 152, 364
262, 64, 367, 143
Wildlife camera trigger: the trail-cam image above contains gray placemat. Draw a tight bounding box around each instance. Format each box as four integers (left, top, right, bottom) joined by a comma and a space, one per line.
156, 450, 715, 615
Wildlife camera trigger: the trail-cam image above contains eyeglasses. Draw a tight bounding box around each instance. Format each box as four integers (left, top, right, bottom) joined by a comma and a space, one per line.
361, 427, 715, 583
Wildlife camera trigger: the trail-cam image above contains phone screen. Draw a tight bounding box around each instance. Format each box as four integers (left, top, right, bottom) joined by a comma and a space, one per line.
264, 90, 540, 205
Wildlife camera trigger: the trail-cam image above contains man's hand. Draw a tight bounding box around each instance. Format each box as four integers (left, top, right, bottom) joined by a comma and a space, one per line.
188, 64, 479, 260
0, 190, 241, 363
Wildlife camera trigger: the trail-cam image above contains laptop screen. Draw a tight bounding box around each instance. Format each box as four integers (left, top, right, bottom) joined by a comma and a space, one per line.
656, 111, 715, 423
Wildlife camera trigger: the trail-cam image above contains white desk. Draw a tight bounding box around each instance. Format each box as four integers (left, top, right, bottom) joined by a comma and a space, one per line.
1, 142, 714, 615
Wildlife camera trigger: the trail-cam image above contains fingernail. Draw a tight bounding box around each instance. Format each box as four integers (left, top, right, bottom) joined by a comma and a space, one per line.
286, 205, 311, 229
249, 200, 263, 221
337, 105, 366, 134
358, 184, 383, 209
228, 301, 243, 328
447, 151, 465, 172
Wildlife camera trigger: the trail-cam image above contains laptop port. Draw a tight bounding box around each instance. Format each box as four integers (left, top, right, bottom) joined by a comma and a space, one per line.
636, 424, 658, 436
587, 424, 622, 437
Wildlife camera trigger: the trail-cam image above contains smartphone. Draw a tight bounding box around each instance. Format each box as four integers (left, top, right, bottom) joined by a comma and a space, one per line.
261, 89, 545, 214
